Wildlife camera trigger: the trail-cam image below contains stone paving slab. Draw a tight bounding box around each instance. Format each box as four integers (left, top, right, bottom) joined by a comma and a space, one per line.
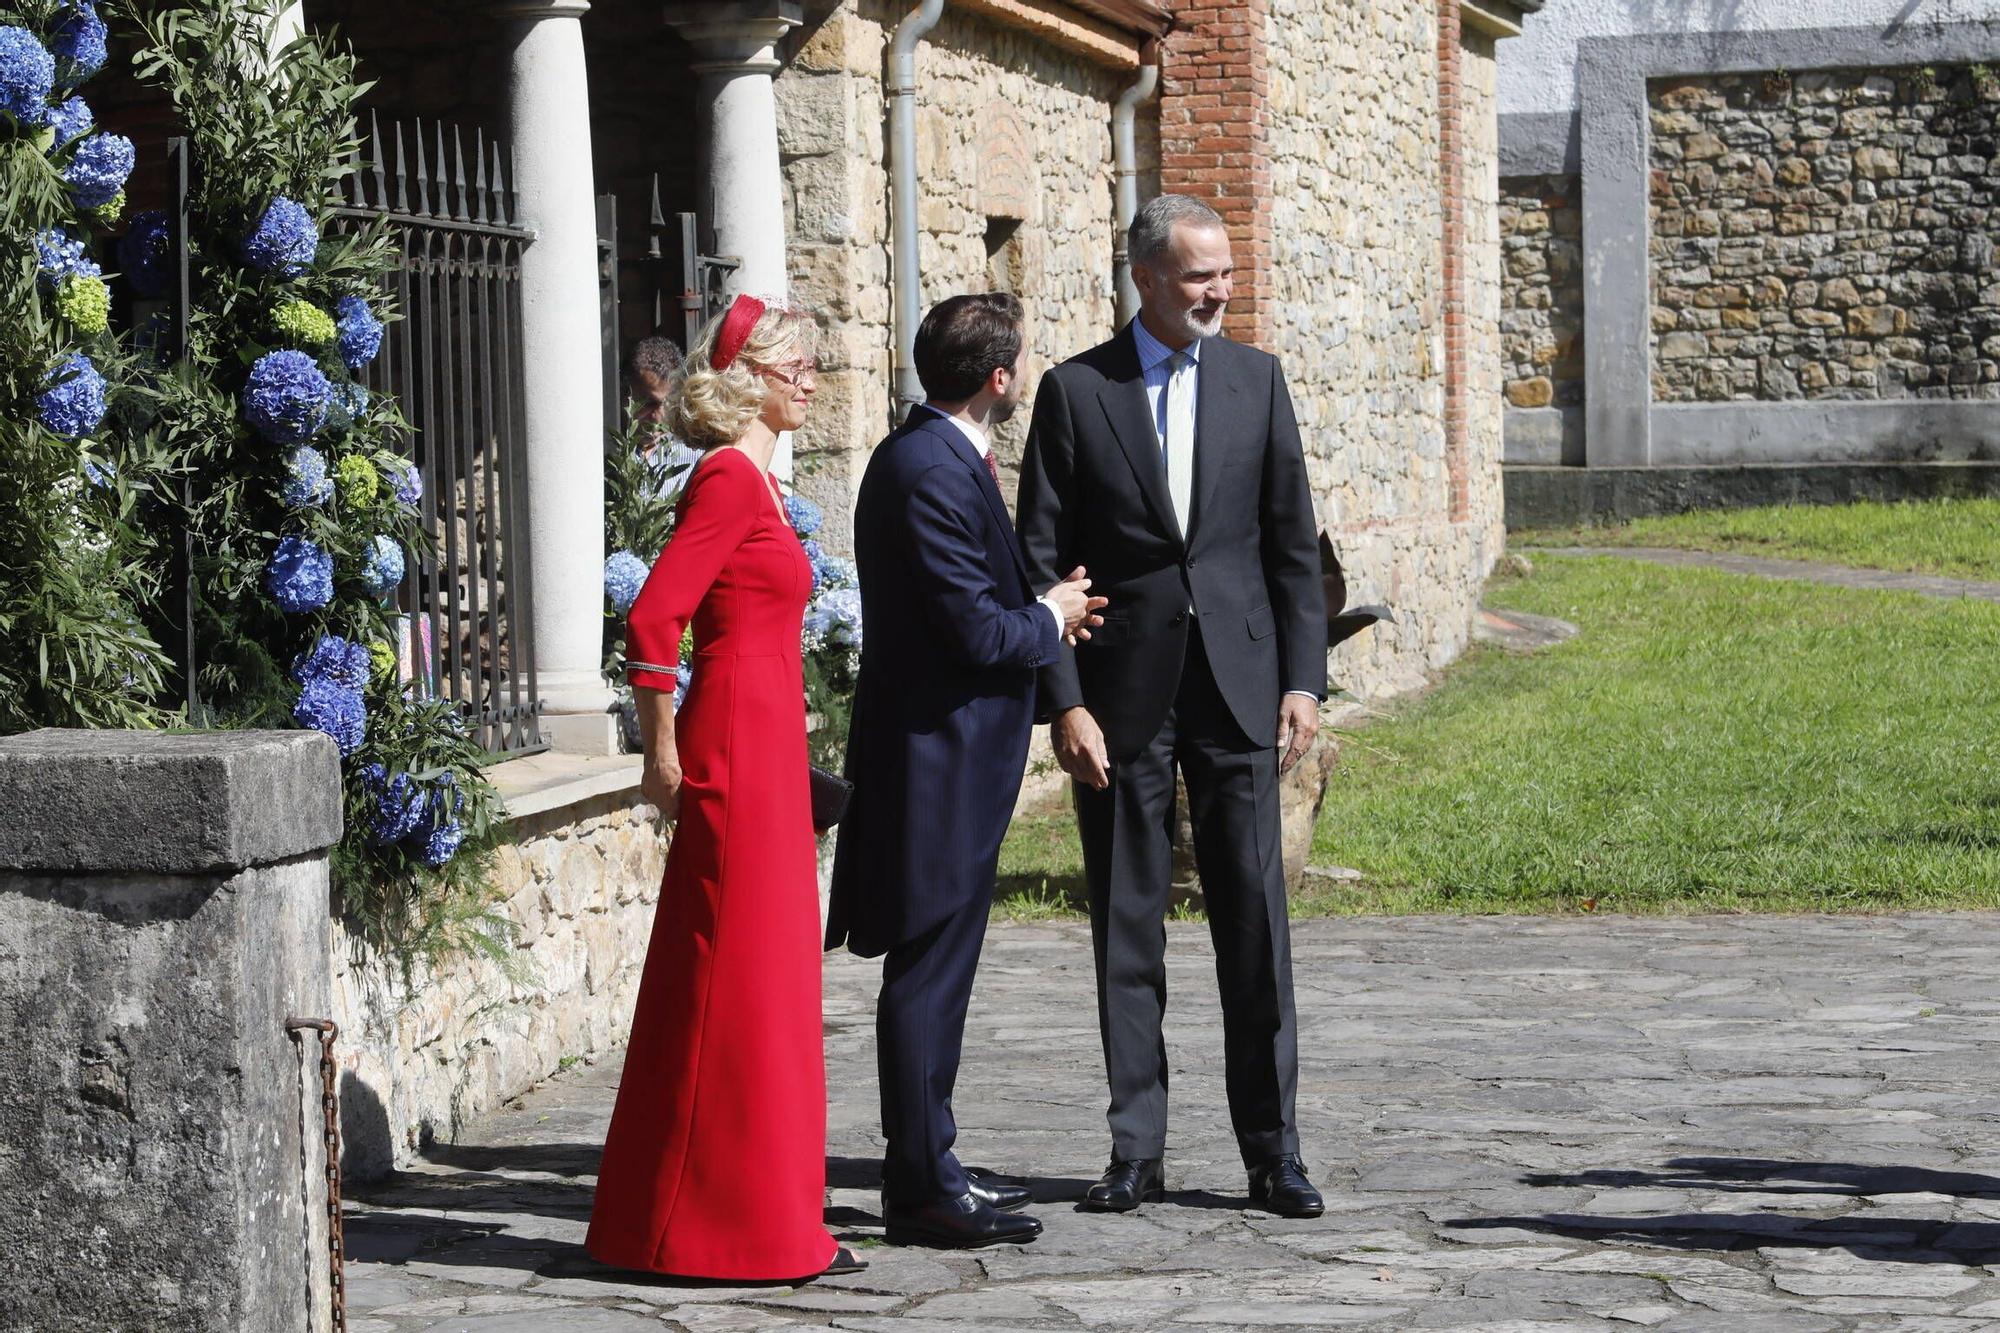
1539, 546, 2000, 604
344, 915, 2000, 1330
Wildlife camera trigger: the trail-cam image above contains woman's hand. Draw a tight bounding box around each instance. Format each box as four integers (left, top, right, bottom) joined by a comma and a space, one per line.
642, 750, 684, 822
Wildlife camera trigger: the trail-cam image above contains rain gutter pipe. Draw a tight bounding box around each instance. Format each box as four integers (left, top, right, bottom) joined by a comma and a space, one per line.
891, 0, 946, 422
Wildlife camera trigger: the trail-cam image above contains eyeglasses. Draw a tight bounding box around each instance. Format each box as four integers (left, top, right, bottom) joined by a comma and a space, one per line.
758, 359, 818, 387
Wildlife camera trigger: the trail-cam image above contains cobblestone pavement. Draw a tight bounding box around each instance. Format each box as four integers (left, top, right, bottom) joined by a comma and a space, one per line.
344, 914, 2000, 1331
1541, 546, 2000, 605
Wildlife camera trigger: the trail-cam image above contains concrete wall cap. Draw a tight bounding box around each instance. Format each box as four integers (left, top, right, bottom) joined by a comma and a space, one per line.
0, 729, 345, 874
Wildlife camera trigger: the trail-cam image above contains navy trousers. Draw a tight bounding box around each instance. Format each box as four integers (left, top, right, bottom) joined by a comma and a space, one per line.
876, 889, 993, 1206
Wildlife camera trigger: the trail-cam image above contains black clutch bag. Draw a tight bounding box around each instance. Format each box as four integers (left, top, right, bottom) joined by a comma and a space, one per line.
810, 765, 853, 832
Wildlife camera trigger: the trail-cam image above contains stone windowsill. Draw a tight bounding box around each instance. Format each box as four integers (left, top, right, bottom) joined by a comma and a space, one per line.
488, 749, 644, 821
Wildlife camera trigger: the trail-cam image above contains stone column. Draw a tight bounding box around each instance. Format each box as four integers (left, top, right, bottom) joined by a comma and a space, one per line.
501, 1, 616, 753
0, 730, 342, 1333
665, 0, 801, 479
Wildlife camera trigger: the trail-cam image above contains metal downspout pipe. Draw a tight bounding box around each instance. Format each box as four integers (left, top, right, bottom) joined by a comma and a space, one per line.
1112, 39, 1161, 326
890, 0, 946, 422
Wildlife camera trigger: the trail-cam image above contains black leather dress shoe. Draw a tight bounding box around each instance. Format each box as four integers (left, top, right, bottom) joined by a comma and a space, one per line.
883, 1192, 1043, 1248
1248, 1153, 1324, 1218
965, 1166, 1033, 1213
1082, 1157, 1165, 1213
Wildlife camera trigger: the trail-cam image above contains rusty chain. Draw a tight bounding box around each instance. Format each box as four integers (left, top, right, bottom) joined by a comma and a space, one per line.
287, 1017, 346, 1333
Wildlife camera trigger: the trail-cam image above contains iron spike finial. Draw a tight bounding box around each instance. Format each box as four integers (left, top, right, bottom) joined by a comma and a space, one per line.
473, 128, 489, 225
451, 124, 470, 222
412, 116, 431, 216
392, 118, 409, 214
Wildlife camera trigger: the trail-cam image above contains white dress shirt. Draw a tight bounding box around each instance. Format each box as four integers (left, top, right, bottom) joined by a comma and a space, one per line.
917, 404, 1067, 641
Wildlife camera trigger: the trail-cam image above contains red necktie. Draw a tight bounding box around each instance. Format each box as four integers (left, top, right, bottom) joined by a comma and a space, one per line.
981, 449, 1001, 491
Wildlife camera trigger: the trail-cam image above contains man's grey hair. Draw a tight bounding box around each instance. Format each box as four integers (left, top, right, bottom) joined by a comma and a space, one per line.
1129, 194, 1226, 270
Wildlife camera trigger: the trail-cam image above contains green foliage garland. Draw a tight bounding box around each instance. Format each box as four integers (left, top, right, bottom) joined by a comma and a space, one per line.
120, 0, 508, 968
0, 0, 170, 732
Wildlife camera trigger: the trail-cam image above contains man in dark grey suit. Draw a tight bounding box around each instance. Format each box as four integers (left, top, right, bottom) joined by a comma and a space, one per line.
1016, 194, 1328, 1219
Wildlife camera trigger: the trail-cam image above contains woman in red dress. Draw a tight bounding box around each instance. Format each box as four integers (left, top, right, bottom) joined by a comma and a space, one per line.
587, 295, 857, 1281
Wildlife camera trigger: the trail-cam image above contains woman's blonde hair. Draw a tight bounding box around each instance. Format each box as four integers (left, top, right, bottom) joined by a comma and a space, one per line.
669, 299, 818, 449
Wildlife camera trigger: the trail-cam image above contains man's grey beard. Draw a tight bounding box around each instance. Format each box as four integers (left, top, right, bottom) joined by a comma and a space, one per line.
1163, 303, 1225, 341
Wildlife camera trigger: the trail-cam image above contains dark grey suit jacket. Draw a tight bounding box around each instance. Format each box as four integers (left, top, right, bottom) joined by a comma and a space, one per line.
1015, 322, 1325, 758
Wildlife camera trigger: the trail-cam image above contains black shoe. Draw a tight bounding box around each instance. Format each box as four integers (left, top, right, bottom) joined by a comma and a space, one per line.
883, 1192, 1043, 1248
1248, 1153, 1324, 1218
965, 1166, 1033, 1213
1082, 1157, 1165, 1213
819, 1246, 868, 1277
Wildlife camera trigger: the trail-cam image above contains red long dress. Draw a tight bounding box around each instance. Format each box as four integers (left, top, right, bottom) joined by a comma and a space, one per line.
586, 446, 836, 1280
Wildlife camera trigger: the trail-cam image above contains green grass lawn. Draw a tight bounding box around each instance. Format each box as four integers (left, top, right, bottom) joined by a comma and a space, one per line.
1520, 497, 2000, 582
1308, 554, 2000, 914
997, 545, 2000, 917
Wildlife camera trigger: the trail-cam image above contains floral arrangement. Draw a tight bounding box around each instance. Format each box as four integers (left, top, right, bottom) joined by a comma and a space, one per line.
0, 0, 169, 733
115, 0, 508, 967
601, 411, 861, 769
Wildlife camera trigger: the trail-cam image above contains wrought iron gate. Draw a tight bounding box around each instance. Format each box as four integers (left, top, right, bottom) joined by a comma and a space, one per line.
334, 113, 545, 757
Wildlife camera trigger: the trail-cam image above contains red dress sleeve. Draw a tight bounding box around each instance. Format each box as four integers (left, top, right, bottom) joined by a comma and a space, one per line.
624, 451, 762, 692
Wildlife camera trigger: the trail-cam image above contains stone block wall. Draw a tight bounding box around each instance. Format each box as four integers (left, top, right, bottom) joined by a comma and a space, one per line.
1647, 64, 2000, 403
1264, 1, 1505, 699
333, 793, 662, 1178
777, 1, 1134, 554
1499, 172, 1584, 408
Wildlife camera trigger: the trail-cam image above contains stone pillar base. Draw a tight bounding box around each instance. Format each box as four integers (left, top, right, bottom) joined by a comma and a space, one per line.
539, 709, 621, 757
0, 730, 343, 1333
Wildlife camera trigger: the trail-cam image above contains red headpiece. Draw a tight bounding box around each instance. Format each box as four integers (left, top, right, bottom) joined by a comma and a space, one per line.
711, 293, 767, 371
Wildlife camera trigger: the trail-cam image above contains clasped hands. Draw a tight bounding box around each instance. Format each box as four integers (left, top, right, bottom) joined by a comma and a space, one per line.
1044, 565, 1108, 647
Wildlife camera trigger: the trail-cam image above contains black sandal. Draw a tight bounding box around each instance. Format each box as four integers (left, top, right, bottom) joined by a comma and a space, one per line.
819, 1246, 868, 1277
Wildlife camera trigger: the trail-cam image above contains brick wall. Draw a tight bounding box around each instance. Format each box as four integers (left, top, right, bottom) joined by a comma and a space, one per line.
1158, 0, 1273, 348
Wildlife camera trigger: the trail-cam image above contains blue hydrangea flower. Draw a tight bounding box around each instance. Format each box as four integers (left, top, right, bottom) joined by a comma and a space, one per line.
35, 226, 98, 285
785, 493, 822, 537
803, 541, 855, 595
336, 294, 382, 370
49, 1, 107, 87
323, 380, 368, 437
119, 210, 170, 299
37, 353, 105, 439
48, 94, 89, 146
291, 634, 371, 691
63, 132, 134, 208
242, 349, 332, 444
391, 458, 422, 506
82, 456, 113, 487
361, 535, 405, 595
418, 817, 465, 867
806, 586, 863, 651
293, 677, 365, 756
359, 763, 429, 845
604, 551, 648, 614
673, 663, 693, 712
238, 197, 318, 276
0, 27, 55, 127
282, 445, 333, 507
411, 774, 466, 866
266, 535, 334, 613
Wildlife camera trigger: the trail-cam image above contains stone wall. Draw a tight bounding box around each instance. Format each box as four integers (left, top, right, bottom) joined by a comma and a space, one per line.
1499, 172, 1584, 409
1648, 63, 2000, 403
333, 791, 662, 1178
1265, 1, 1503, 699
777, 1, 1135, 554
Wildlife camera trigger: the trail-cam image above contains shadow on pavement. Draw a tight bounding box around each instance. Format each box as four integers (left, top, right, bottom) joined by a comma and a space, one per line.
1445, 1156, 2000, 1264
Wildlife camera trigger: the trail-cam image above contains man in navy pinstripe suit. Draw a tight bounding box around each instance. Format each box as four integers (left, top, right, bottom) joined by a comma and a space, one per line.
829, 293, 1104, 1248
